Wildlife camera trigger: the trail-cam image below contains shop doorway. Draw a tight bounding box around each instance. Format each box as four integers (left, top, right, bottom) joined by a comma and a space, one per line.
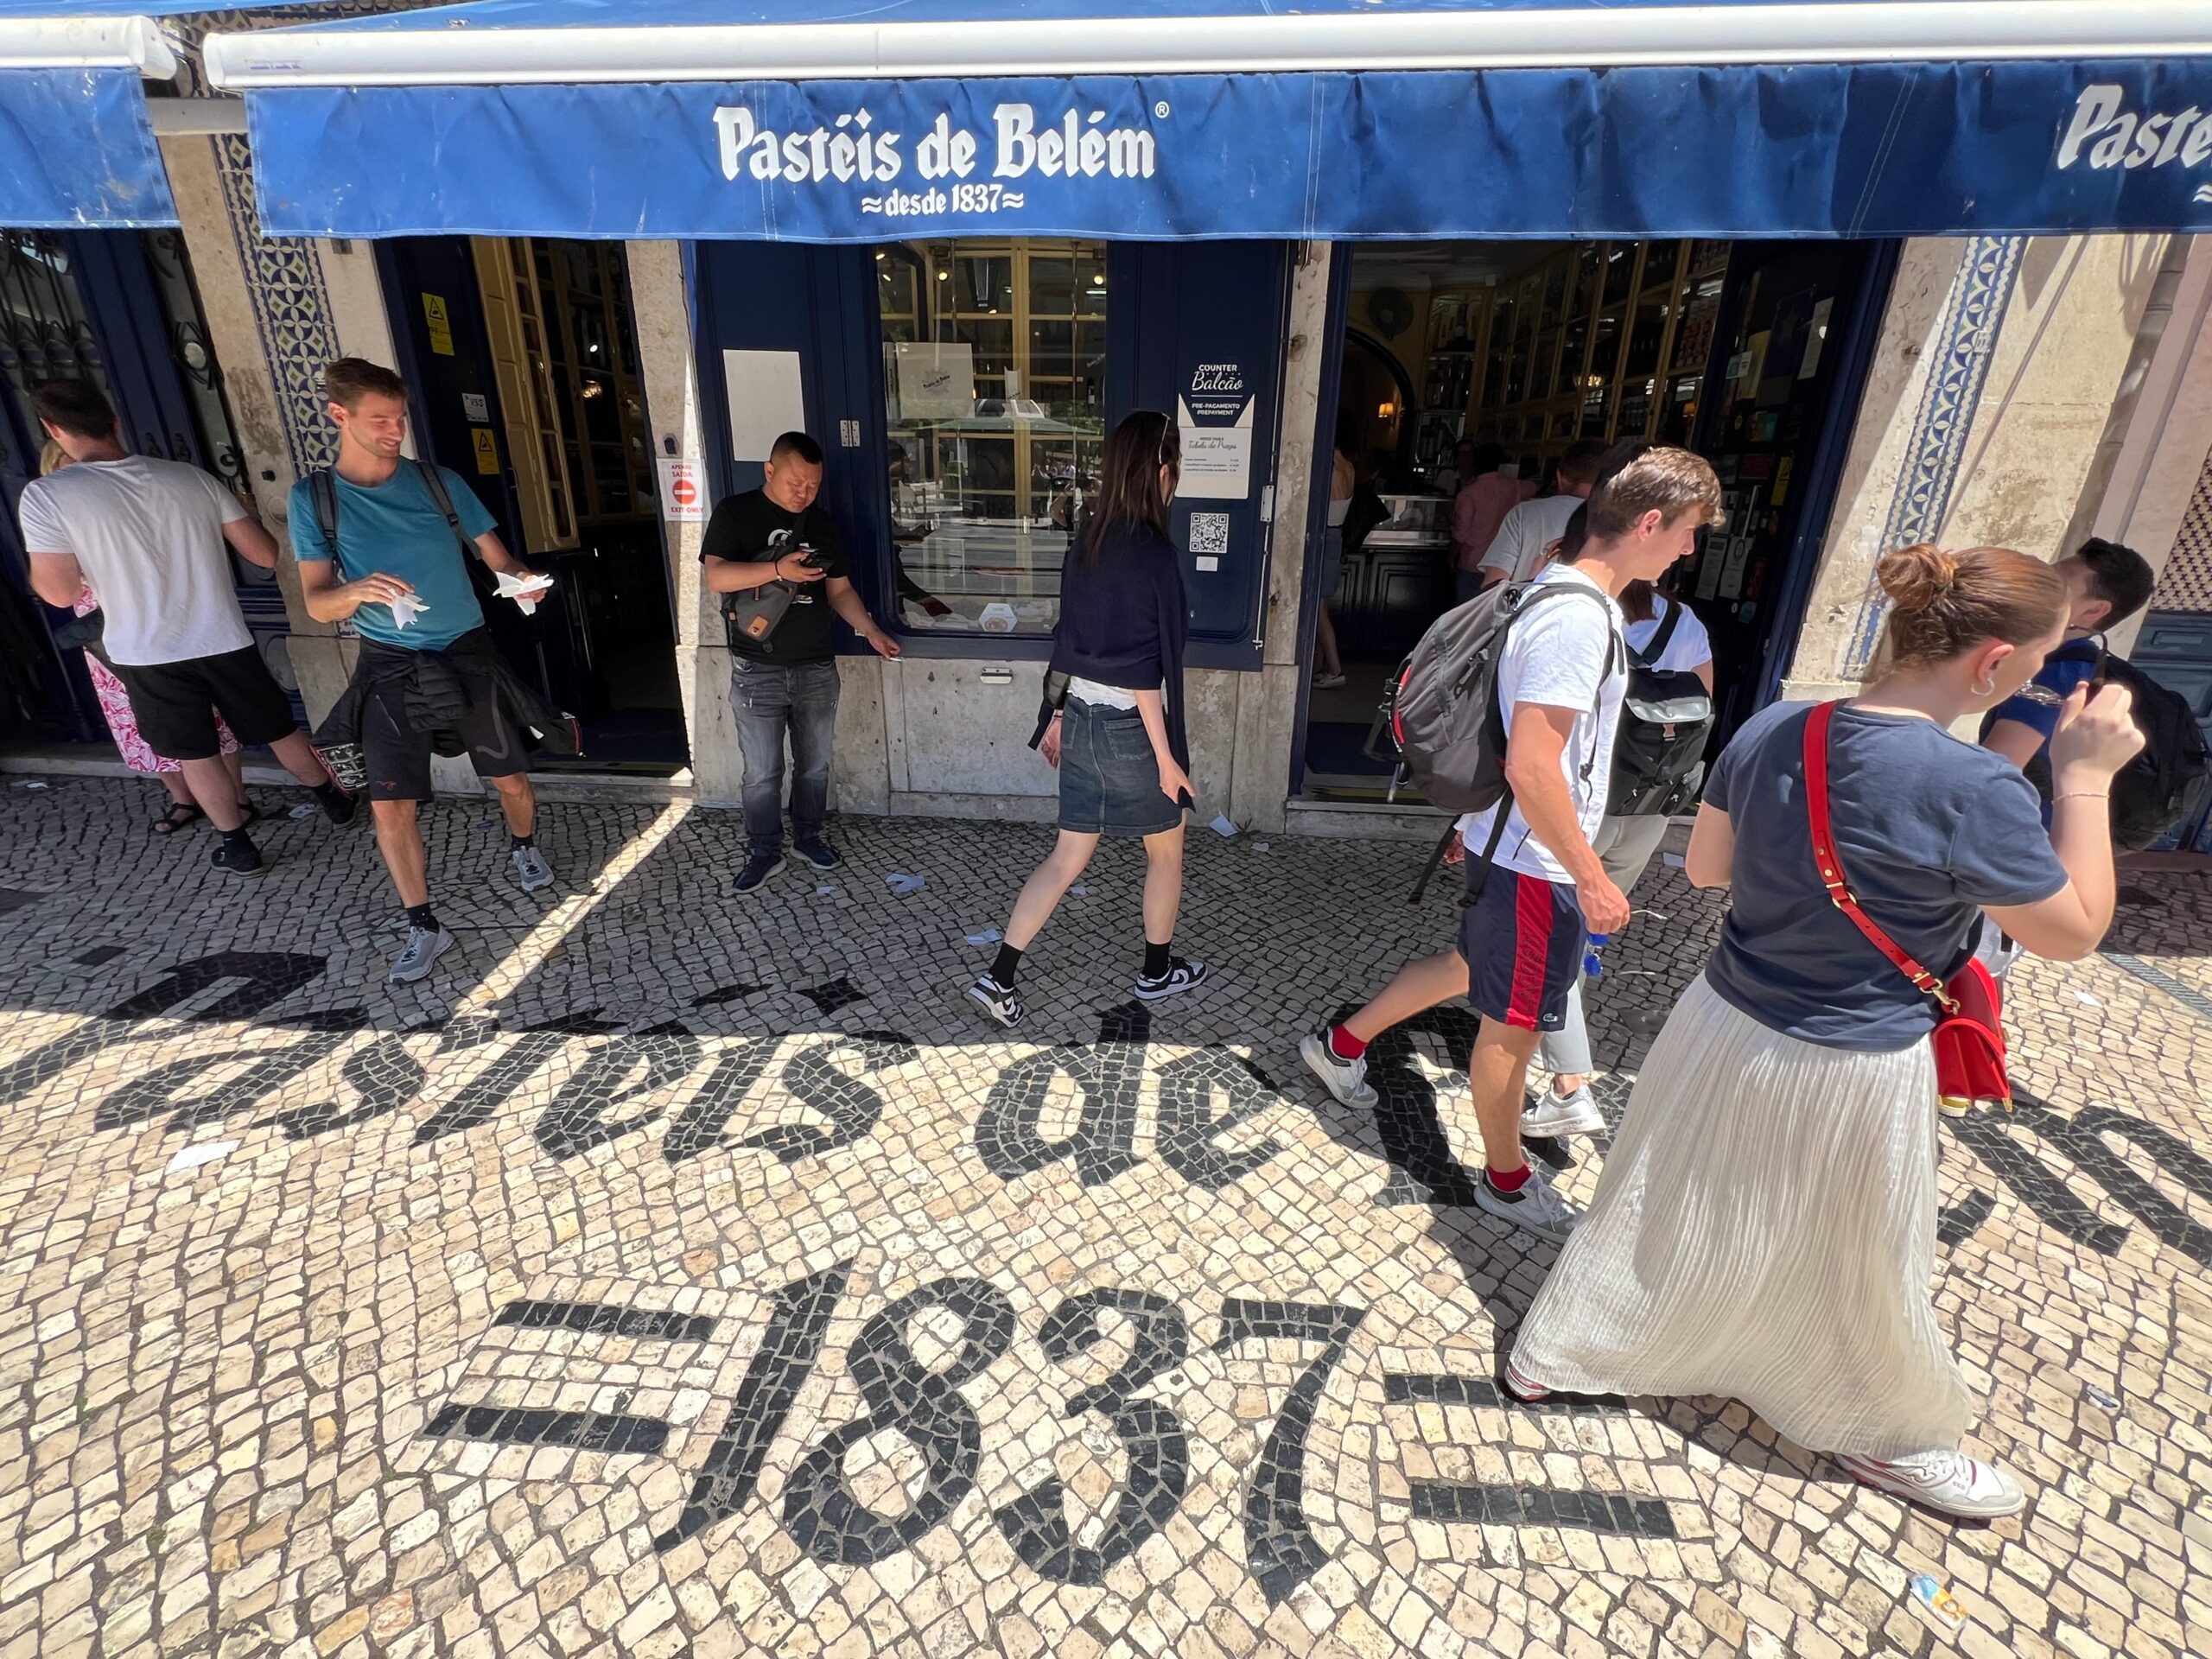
378, 236, 685, 774
0, 227, 272, 751
1296, 236, 1891, 802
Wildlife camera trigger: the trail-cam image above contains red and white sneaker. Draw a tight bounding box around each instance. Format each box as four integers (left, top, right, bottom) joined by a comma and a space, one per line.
1502, 1357, 1554, 1404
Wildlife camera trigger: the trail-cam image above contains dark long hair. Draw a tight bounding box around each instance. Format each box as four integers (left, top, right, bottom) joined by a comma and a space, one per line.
1082, 410, 1179, 563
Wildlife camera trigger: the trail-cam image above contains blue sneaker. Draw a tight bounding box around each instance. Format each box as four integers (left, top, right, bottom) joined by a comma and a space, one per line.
734, 852, 785, 895
793, 836, 842, 870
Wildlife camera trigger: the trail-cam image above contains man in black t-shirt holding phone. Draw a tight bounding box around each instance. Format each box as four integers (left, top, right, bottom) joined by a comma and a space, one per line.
702, 429, 900, 893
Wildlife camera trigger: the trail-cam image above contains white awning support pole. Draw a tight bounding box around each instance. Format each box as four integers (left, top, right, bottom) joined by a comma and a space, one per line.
0, 17, 180, 79
207, 2, 2212, 90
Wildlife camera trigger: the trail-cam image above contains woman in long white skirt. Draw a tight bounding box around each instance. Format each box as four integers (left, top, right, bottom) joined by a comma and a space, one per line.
1510, 543, 2145, 1520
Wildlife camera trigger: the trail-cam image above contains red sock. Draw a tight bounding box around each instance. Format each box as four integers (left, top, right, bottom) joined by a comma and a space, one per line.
1328, 1026, 1368, 1061
1487, 1162, 1531, 1192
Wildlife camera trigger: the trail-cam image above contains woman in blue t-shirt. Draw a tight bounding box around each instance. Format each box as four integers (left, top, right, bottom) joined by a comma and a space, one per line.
1505, 543, 2145, 1521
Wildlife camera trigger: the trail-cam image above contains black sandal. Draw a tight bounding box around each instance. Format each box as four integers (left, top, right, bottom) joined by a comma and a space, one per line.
152, 803, 206, 836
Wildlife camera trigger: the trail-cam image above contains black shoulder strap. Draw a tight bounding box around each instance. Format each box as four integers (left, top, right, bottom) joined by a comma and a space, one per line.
308, 469, 340, 557
411, 459, 478, 559
1637, 594, 1684, 666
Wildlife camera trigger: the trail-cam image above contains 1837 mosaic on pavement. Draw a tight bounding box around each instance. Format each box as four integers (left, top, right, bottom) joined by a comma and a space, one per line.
0, 779, 2206, 1659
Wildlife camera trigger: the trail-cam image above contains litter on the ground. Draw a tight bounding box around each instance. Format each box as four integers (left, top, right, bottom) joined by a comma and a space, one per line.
2082, 1382, 2120, 1410
166, 1141, 237, 1175
1251, 840, 1271, 853
1210, 813, 1238, 837
815, 883, 838, 896
16, 780, 48, 791
885, 873, 925, 896
1069, 882, 1088, 896
1907, 1575, 1967, 1636
2072, 990, 2104, 1007
964, 928, 1002, 946
1662, 851, 1686, 868
289, 803, 319, 819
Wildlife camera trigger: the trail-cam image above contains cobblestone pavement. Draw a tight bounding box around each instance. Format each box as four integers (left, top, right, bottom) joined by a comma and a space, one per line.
1, 774, 2208, 1659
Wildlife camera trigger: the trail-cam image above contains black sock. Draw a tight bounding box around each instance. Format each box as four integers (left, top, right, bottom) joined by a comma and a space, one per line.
511, 832, 534, 850
1144, 939, 1172, 979
990, 944, 1023, 987
311, 780, 347, 806
406, 903, 439, 933
220, 826, 255, 851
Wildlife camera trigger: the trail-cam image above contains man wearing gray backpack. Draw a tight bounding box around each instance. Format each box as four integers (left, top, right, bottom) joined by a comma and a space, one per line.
290, 358, 571, 984
1302, 446, 1723, 1243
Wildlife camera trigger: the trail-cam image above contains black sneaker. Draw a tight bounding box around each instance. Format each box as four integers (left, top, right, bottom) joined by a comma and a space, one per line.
793, 836, 842, 870
318, 788, 358, 828
734, 853, 785, 895
1134, 956, 1209, 1001
967, 974, 1025, 1027
209, 838, 265, 876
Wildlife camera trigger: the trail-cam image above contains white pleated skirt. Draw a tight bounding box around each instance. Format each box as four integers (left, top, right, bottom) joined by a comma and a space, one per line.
1513, 975, 1973, 1461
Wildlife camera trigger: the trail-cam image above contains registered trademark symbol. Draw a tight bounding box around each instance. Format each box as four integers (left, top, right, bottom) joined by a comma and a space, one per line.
1155, 101, 1172, 119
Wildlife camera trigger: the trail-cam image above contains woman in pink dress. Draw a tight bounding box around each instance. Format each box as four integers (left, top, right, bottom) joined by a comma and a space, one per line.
43, 442, 249, 835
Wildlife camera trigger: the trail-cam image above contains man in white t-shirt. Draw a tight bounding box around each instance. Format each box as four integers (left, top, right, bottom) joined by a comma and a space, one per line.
1302, 446, 1724, 1243
18, 379, 352, 874
1476, 440, 1608, 591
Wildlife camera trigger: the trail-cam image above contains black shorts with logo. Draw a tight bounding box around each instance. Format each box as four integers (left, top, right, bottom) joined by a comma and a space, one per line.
361, 662, 531, 802
111, 644, 296, 762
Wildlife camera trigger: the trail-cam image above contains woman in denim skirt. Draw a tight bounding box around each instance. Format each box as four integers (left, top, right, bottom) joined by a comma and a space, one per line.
969, 410, 1207, 1027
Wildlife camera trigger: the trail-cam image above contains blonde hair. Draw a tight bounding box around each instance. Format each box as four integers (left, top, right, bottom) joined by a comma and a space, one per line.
38, 441, 71, 478
1582, 446, 1724, 543
1874, 544, 2067, 671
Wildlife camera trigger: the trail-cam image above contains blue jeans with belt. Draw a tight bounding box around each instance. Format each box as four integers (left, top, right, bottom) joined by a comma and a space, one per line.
730, 658, 840, 855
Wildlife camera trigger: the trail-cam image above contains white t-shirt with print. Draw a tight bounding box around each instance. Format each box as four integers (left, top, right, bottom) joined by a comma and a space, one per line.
1625, 594, 1713, 674
1478, 493, 1583, 586
16, 455, 251, 666
1455, 563, 1625, 885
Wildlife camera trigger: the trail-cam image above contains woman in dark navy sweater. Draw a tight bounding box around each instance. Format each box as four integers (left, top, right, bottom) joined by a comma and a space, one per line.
969, 410, 1205, 1027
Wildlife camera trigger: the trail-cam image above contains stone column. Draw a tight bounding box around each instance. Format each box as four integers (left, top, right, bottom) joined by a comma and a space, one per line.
1784, 234, 2171, 698
1226, 240, 1332, 834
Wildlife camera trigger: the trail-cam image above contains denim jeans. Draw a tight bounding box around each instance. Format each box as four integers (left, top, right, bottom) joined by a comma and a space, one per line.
730, 658, 840, 855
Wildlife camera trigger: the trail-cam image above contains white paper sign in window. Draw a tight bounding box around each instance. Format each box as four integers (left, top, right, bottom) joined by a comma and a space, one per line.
722, 349, 807, 463
1175, 394, 1254, 501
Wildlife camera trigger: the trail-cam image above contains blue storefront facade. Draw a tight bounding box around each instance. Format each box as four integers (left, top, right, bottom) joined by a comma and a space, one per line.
5, 2, 2212, 844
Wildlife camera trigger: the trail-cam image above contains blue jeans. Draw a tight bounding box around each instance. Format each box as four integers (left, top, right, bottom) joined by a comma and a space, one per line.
730, 658, 840, 855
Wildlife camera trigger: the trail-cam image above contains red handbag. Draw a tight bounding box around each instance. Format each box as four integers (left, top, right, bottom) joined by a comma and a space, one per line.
1802, 702, 2011, 1111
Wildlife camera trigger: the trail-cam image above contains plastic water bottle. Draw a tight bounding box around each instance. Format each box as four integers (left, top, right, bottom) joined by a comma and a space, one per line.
1583, 933, 1609, 980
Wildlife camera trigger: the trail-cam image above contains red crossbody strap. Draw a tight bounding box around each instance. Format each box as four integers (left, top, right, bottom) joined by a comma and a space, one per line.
1802, 702, 1958, 1011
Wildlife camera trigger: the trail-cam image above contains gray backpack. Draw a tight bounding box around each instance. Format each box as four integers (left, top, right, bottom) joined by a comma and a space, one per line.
1387, 578, 1616, 898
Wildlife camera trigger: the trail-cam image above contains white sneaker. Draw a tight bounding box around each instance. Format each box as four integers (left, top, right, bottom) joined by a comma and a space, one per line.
1301, 1027, 1376, 1108
512, 844, 555, 893
1522, 1084, 1605, 1137
1834, 1450, 2026, 1519
388, 925, 455, 985
1472, 1165, 1581, 1245
1134, 956, 1209, 1001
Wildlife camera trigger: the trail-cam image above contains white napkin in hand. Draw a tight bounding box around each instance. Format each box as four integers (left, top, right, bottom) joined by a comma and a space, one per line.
389, 592, 430, 629
495, 570, 556, 615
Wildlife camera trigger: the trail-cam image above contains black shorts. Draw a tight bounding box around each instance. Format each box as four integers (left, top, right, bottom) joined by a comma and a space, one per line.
1458, 866, 1587, 1033
111, 645, 296, 762
361, 668, 531, 802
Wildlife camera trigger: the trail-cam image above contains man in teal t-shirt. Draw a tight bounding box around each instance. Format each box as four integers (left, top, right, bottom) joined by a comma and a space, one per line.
291, 357, 557, 985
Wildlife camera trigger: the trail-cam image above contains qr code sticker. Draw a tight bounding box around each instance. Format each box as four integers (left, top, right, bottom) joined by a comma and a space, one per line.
1189, 512, 1230, 556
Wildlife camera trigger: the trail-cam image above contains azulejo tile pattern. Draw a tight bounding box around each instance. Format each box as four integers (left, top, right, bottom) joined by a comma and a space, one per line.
0, 778, 2206, 1659
1847, 236, 2027, 675
208, 131, 344, 483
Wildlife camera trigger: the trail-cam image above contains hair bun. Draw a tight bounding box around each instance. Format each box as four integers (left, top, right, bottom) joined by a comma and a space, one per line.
1876, 543, 1960, 614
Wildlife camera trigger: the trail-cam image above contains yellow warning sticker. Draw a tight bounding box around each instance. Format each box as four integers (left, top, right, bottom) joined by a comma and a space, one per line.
423, 293, 454, 356
471, 428, 499, 474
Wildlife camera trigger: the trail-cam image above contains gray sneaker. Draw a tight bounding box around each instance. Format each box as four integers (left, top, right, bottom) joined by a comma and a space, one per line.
1300, 1027, 1376, 1108
1522, 1084, 1605, 1137
1472, 1164, 1581, 1245
388, 925, 455, 985
512, 844, 555, 893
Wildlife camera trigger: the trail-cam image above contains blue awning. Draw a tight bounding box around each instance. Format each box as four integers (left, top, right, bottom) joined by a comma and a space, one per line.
205, 1, 2212, 241
0, 7, 186, 226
